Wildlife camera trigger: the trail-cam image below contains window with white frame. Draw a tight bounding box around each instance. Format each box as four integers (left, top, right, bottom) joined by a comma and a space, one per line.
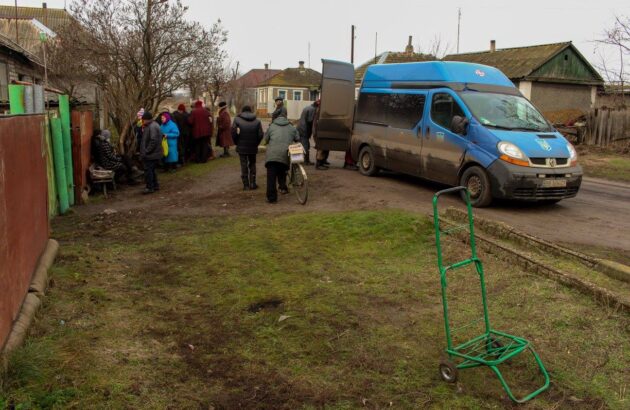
293, 90, 302, 101
0, 62, 8, 101
278, 90, 286, 100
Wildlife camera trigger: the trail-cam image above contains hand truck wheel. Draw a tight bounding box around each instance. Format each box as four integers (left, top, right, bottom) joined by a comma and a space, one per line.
439, 359, 458, 383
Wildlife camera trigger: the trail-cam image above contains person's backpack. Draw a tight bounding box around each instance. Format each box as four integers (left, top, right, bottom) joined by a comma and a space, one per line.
162, 135, 169, 157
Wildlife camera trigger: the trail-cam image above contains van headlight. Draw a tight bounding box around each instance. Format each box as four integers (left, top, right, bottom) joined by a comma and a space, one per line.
498, 141, 529, 167
567, 142, 578, 165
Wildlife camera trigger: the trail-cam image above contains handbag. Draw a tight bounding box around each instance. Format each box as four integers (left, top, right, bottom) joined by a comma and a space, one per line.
162, 135, 169, 157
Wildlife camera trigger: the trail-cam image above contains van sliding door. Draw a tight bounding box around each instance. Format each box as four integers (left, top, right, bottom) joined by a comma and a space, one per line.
315, 59, 355, 152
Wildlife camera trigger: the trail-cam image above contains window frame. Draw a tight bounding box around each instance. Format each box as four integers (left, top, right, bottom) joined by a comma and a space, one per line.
278, 89, 287, 101
293, 90, 302, 101
0, 60, 8, 102
429, 91, 466, 131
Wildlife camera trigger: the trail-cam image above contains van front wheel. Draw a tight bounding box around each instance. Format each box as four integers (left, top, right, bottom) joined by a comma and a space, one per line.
358, 146, 379, 176
460, 166, 493, 207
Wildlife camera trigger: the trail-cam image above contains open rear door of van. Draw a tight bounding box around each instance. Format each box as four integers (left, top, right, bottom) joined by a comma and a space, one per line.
315, 59, 355, 152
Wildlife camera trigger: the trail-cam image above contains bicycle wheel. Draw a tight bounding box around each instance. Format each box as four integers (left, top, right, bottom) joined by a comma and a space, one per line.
291, 163, 308, 205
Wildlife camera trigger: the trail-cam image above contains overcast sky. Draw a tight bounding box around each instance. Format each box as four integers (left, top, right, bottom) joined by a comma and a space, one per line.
8, 0, 630, 76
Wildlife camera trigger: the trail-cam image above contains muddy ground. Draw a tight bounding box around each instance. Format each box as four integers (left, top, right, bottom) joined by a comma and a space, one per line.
78, 149, 630, 260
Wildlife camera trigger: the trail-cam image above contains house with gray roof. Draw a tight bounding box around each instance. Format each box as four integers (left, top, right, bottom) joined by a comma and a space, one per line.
444, 41, 604, 123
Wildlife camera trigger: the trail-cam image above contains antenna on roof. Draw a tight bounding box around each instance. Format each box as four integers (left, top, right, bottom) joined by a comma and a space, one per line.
308, 41, 311, 68
456, 7, 462, 53
374, 32, 378, 64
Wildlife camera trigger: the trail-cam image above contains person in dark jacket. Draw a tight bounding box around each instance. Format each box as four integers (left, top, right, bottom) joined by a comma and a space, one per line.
188, 100, 214, 163
172, 104, 191, 164
93, 129, 136, 184
271, 97, 287, 121
232, 106, 263, 190
262, 112, 299, 203
140, 111, 163, 194
216, 101, 234, 157
297, 100, 319, 165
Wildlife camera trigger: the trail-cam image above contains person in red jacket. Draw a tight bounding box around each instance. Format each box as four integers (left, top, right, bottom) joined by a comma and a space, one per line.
216, 101, 234, 157
188, 100, 215, 163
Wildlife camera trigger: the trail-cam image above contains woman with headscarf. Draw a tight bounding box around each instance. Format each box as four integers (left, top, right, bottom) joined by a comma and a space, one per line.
160, 112, 180, 171
216, 101, 234, 157
188, 100, 214, 163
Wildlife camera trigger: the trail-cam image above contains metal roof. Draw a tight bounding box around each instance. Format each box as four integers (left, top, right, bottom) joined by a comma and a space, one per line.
354, 51, 436, 83
258, 67, 322, 88
0, 5, 71, 33
443, 42, 603, 84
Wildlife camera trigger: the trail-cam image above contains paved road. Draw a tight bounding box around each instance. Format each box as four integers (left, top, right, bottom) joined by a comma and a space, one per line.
318, 152, 630, 254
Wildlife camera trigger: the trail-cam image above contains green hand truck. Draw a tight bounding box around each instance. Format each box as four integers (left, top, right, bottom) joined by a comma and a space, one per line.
432, 186, 550, 403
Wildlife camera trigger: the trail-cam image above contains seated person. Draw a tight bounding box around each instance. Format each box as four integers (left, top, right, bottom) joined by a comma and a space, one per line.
93, 129, 138, 184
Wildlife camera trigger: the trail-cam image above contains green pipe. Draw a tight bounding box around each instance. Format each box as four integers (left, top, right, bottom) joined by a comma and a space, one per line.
50, 117, 69, 214
8, 84, 25, 114
59, 95, 74, 205
44, 116, 59, 216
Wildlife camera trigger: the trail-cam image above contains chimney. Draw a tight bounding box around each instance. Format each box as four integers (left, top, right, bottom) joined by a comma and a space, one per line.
405, 35, 414, 55
43, 2, 48, 27
264, 63, 269, 70
298, 61, 305, 69
490, 40, 496, 52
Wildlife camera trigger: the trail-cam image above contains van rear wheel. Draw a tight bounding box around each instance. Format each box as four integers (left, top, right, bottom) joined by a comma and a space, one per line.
358, 146, 379, 176
460, 166, 493, 207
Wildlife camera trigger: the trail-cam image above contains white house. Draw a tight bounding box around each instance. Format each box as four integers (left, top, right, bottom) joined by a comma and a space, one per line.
256, 61, 321, 120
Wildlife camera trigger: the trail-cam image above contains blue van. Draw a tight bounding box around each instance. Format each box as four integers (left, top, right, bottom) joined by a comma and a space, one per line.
315, 60, 582, 207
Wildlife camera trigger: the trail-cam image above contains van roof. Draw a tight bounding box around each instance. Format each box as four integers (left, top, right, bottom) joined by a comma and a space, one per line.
362, 61, 515, 90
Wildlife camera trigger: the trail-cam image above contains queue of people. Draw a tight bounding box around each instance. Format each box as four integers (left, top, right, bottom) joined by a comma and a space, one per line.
92, 97, 356, 201
91, 100, 233, 195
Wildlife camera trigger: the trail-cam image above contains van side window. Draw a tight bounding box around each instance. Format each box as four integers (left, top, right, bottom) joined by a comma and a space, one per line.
357, 93, 389, 125
431, 93, 465, 130
388, 94, 426, 129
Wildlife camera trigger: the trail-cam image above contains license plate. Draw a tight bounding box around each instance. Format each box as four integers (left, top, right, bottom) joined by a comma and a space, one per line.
542, 179, 567, 188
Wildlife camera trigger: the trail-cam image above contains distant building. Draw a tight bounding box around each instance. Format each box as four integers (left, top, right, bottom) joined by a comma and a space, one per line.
354, 36, 436, 93
0, 4, 72, 33
0, 31, 43, 111
256, 61, 321, 119
228, 64, 281, 112
0, 4, 108, 126
444, 41, 604, 123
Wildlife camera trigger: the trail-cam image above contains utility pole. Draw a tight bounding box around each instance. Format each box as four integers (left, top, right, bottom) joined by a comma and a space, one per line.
14, 0, 19, 45
351, 25, 355, 64
457, 7, 462, 54
374, 32, 378, 64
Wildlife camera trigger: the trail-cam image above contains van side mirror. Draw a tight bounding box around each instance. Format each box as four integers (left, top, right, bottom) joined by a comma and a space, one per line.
451, 115, 469, 136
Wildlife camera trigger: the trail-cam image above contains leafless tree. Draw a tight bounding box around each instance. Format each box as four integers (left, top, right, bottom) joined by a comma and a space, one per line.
596, 15, 630, 107
415, 35, 451, 59
54, 0, 227, 153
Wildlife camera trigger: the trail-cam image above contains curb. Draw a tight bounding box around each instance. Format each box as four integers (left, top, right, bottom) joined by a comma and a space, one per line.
443, 208, 630, 283
1, 239, 59, 367
438, 216, 630, 313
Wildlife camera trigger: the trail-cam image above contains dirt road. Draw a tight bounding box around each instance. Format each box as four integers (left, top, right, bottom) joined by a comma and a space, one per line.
80, 150, 630, 255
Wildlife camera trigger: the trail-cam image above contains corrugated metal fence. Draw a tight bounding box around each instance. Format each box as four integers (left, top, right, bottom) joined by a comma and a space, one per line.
585, 108, 630, 147
0, 115, 50, 348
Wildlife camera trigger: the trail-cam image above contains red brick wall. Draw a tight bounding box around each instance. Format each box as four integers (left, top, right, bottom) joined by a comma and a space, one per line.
0, 115, 49, 348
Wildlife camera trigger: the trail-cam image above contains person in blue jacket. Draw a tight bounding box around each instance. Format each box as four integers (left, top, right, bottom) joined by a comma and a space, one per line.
160, 112, 180, 172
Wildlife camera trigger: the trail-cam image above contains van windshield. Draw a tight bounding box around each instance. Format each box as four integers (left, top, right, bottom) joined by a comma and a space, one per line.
460, 92, 552, 132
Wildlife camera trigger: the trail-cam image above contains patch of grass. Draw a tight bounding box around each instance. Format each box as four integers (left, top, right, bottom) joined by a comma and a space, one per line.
1, 210, 628, 409
579, 149, 630, 183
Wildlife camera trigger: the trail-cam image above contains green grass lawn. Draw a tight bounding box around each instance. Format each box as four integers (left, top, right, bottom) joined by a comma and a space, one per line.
1, 210, 628, 409
579, 149, 630, 183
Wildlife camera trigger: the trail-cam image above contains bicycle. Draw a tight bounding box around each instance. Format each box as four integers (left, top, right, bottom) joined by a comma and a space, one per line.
288, 143, 309, 205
